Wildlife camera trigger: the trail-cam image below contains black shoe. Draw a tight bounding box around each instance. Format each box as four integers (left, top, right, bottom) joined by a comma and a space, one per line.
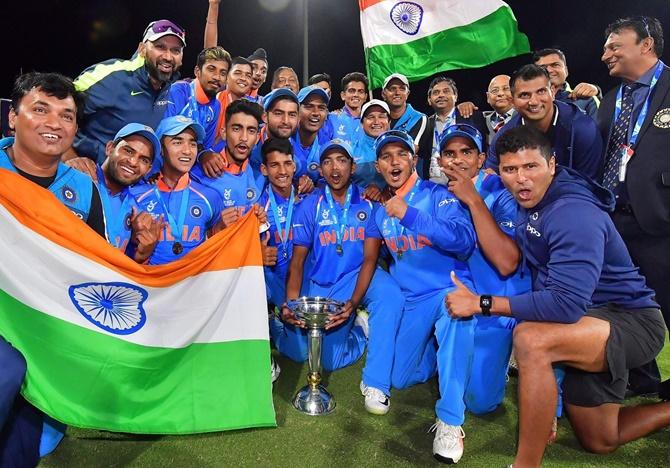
659, 379, 670, 401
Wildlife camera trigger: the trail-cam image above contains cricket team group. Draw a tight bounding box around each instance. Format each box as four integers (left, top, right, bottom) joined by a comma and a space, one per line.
0, 2, 669, 466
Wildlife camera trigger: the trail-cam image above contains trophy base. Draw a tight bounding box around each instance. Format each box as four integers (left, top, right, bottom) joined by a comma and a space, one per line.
292, 384, 336, 416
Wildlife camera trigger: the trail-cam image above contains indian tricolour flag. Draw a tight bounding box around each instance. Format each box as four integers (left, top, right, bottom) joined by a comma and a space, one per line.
0, 169, 275, 434
360, 0, 531, 89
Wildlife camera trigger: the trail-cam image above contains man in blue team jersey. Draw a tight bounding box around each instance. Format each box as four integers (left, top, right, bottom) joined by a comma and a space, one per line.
280, 139, 404, 415
446, 126, 668, 467
438, 124, 530, 415
372, 130, 476, 464
65, 123, 165, 259
129, 116, 226, 265
191, 99, 267, 229
290, 86, 330, 184
351, 99, 390, 201
330, 72, 369, 144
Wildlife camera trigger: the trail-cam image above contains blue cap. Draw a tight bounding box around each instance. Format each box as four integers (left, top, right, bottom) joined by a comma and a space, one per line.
297, 85, 330, 105
113, 123, 161, 161
319, 138, 354, 162
374, 130, 415, 158
438, 124, 484, 153
263, 87, 298, 111
155, 116, 205, 145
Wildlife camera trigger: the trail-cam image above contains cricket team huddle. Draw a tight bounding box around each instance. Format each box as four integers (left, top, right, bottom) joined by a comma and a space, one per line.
1, 3, 669, 467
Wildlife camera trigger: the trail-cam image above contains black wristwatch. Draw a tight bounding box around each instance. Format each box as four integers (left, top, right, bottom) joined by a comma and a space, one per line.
480, 295, 492, 316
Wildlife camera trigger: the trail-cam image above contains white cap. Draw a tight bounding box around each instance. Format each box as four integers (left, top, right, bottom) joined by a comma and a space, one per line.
361, 99, 390, 117
383, 73, 410, 89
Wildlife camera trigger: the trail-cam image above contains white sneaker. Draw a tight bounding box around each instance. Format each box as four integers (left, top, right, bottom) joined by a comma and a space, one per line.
360, 381, 390, 415
354, 310, 369, 338
429, 419, 465, 464
271, 356, 281, 383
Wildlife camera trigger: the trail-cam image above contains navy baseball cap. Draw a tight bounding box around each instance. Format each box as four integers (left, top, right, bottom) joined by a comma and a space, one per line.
319, 139, 354, 162
113, 123, 161, 162
374, 130, 415, 158
439, 124, 484, 153
263, 87, 298, 111
297, 85, 330, 105
155, 116, 205, 145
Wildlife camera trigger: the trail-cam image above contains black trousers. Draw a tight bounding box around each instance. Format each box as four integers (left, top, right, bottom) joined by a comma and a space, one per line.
613, 209, 670, 392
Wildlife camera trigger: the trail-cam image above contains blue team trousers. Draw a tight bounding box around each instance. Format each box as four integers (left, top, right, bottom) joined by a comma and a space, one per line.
391, 290, 476, 425
269, 268, 403, 394
464, 315, 516, 414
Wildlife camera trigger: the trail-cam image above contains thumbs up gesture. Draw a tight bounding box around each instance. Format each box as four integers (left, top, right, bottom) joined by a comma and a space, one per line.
261, 231, 278, 266
445, 271, 479, 318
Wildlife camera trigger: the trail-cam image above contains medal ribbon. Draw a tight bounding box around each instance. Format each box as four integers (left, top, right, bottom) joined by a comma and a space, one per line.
267, 185, 295, 253
324, 184, 352, 250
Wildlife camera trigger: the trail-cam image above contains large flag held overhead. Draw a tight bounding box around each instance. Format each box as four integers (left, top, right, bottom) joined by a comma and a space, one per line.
360, 0, 531, 89
0, 170, 275, 434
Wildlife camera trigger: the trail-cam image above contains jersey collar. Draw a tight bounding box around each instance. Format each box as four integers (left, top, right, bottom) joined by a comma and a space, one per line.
395, 171, 419, 198
156, 172, 190, 191
194, 79, 212, 105
221, 151, 249, 175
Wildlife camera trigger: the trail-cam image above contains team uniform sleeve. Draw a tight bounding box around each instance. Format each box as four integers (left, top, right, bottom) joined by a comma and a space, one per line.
164, 83, 186, 118
399, 188, 476, 258
508, 203, 606, 323
205, 189, 224, 229
490, 189, 518, 238
364, 202, 382, 239
291, 195, 316, 248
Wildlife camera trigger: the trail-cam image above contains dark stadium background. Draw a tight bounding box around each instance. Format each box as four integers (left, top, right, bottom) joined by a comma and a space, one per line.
2, 0, 669, 112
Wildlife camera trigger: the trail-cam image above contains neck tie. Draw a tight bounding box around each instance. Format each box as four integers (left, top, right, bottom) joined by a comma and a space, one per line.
602, 85, 634, 190
493, 113, 508, 133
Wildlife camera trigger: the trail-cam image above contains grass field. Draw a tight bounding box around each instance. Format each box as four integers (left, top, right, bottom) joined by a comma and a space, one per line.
41, 340, 670, 467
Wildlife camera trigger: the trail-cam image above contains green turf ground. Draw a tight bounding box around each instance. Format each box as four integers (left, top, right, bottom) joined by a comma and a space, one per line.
41, 340, 670, 467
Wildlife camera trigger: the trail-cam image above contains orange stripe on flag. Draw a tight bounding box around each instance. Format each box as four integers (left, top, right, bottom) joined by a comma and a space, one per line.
0, 169, 262, 287
359, 0, 387, 11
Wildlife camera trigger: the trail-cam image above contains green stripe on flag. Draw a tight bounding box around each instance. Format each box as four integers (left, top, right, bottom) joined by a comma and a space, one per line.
0, 289, 276, 434
366, 6, 530, 89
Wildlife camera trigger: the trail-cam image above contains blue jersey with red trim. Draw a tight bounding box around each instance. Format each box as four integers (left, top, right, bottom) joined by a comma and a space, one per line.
292, 184, 380, 287
129, 175, 223, 265
467, 172, 531, 296
374, 174, 476, 300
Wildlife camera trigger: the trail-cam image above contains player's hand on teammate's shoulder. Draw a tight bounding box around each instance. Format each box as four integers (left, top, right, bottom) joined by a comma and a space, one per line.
297, 175, 315, 195
64, 157, 98, 181
363, 184, 383, 202
200, 151, 226, 178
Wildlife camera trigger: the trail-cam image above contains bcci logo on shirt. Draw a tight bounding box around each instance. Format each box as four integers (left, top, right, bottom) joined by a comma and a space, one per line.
308, 162, 319, 172
61, 186, 77, 203
190, 206, 202, 218
124, 213, 132, 230
356, 210, 368, 222
246, 188, 256, 200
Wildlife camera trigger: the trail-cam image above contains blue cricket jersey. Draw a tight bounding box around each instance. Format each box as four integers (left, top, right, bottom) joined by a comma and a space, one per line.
374, 173, 476, 300
191, 155, 260, 210
290, 133, 322, 182
95, 166, 136, 252
330, 107, 361, 144
292, 184, 380, 288
129, 173, 223, 265
466, 171, 531, 296
350, 132, 386, 190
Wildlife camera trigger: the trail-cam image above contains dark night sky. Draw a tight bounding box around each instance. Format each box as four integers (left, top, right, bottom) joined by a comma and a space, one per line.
2, 1, 670, 111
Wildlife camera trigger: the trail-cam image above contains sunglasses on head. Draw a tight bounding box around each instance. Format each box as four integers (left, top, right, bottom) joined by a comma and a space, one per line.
144, 20, 185, 38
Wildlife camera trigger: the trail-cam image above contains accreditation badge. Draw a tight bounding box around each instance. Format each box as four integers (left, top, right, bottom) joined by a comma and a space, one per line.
618, 144, 635, 182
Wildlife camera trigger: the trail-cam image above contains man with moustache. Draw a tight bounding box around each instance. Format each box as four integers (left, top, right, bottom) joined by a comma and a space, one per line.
272, 67, 300, 95
598, 16, 670, 398
417, 76, 486, 183
487, 65, 603, 181
71, 20, 186, 164
166, 46, 231, 152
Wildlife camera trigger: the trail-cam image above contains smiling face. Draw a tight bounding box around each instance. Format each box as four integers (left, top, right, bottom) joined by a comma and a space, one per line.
382, 79, 410, 110
439, 136, 484, 180
341, 80, 367, 111
512, 76, 554, 125
602, 27, 656, 82
486, 75, 513, 114
535, 53, 568, 89
428, 80, 456, 114
104, 135, 154, 187
267, 98, 299, 138
225, 111, 260, 165
375, 142, 415, 189
361, 106, 390, 138
195, 59, 229, 98
320, 149, 354, 192
9, 88, 77, 161
227, 63, 253, 97
273, 69, 300, 94
141, 36, 184, 85
161, 128, 198, 176
251, 59, 268, 91
261, 150, 295, 192
499, 147, 555, 209
299, 95, 328, 134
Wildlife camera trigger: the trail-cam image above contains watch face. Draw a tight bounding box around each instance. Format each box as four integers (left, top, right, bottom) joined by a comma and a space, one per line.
481, 297, 492, 308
